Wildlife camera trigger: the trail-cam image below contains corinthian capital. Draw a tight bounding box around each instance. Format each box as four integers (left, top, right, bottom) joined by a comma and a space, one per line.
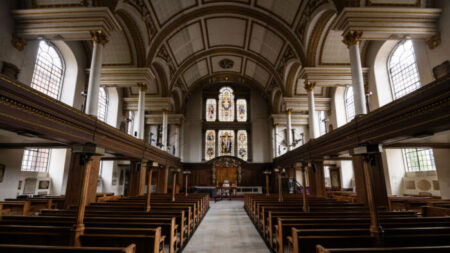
91, 30, 109, 46
304, 81, 316, 92
342, 30, 363, 47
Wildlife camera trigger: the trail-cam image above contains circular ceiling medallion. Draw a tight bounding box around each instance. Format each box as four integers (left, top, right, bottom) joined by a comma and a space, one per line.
219, 58, 234, 69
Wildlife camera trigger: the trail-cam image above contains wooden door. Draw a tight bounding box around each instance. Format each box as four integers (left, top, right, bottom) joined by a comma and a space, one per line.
216, 167, 237, 185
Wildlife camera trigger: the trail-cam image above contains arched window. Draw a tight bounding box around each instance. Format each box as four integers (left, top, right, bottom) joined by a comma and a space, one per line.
127, 111, 135, 135
388, 40, 421, 99
218, 87, 235, 122
319, 111, 327, 136
345, 86, 355, 122
98, 87, 108, 122
31, 41, 64, 99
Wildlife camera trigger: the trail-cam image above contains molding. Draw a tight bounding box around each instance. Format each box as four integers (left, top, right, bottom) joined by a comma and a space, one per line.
86, 67, 155, 88
333, 7, 442, 40
124, 97, 172, 112
13, 7, 122, 40
283, 97, 332, 112
145, 114, 184, 125
271, 113, 309, 125
298, 67, 369, 86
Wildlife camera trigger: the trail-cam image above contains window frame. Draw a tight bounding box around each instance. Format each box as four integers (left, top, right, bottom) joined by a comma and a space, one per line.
387, 39, 422, 100
21, 148, 52, 173
401, 147, 436, 172
344, 86, 355, 122
97, 87, 109, 122
31, 40, 65, 100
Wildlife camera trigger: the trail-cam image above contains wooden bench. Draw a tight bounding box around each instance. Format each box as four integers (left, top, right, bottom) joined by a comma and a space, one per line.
316, 245, 450, 252
0, 244, 136, 253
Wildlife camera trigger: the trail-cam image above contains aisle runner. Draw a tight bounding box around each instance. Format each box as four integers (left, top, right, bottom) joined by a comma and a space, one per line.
183, 200, 270, 253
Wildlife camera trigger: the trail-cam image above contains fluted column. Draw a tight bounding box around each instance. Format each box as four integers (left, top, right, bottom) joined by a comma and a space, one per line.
162, 109, 168, 151
85, 30, 109, 116
305, 81, 319, 139
286, 110, 293, 151
343, 30, 367, 116
136, 83, 147, 140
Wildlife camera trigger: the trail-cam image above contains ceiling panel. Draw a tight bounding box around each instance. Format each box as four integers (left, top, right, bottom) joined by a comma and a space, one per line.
205, 17, 247, 48
249, 22, 284, 65
245, 60, 270, 87
210, 55, 243, 73
150, 0, 197, 26
183, 59, 209, 87
168, 22, 205, 65
256, 0, 302, 25
320, 29, 350, 65
102, 31, 132, 65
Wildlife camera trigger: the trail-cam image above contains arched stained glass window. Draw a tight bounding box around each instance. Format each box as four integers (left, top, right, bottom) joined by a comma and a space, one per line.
205, 130, 216, 161
218, 130, 234, 156
388, 40, 421, 99
345, 86, 355, 122
236, 99, 247, 122
206, 99, 216, 122
98, 87, 108, 122
237, 130, 248, 161
218, 87, 234, 122
31, 41, 64, 99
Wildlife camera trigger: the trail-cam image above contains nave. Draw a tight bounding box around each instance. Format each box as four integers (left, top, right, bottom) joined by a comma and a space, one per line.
183, 200, 270, 253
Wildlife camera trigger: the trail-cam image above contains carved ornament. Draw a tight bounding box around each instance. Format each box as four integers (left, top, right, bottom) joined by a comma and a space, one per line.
91, 30, 109, 46
342, 30, 363, 47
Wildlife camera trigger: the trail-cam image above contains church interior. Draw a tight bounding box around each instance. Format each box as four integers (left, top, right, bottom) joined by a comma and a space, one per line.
0, 0, 449, 252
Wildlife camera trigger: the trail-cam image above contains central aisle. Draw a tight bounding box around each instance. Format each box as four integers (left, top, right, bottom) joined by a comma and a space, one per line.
183, 199, 270, 253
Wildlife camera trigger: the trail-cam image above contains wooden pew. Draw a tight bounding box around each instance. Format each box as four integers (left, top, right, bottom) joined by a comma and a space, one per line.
0, 244, 136, 253
316, 245, 450, 252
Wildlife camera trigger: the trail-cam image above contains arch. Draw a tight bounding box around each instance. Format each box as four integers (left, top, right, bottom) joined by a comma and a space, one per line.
284, 61, 301, 97
152, 59, 170, 96
116, 9, 146, 67
272, 89, 283, 113
52, 40, 79, 107
167, 47, 284, 93
146, 5, 306, 67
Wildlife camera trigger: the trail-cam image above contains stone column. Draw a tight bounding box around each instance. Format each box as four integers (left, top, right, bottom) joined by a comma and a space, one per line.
136, 83, 147, 140
343, 30, 367, 116
305, 81, 319, 139
162, 110, 168, 151
174, 124, 180, 157
286, 110, 293, 151
85, 30, 109, 116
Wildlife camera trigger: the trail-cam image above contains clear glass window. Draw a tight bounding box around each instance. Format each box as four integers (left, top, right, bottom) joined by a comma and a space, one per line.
31, 41, 64, 100
98, 87, 108, 122
403, 148, 436, 172
319, 111, 327, 136
388, 40, 421, 99
345, 86, 355, 122
21, 148, 51, 172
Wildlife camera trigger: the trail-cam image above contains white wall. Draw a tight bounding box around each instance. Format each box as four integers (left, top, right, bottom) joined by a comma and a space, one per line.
340, 161, 354, 190
182, 87, 203, 162
0, 150, 23, 200
250, 90, 271, 162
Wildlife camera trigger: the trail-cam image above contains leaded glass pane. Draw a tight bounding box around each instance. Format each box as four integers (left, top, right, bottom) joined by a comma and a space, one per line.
345, 86, 355, 122
206, 99, 217, 122
205, 130, 216, 161
389, 40, 421, 99
403, 148, 436, 172
218, 130, 234, 156
21, 148, 50, 172
31, 41, 64, 100
98, 87, 108, 122
237, 130, 248, 161
218, 87, 234, 122
236, 99, 247, 122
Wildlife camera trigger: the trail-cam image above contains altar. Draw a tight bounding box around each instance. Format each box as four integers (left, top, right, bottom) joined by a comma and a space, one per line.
192, 186, 262, 196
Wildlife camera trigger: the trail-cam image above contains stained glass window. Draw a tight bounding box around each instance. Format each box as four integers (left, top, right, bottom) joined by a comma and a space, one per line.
218, 87, 234, 122
218, 130, 234, 156
31, 41, 64, 100
205, 130, 216, 161
237, 130, 248, 161
236, 99, 247, 122
345, 86, 355, 122
206, 99, 217, 122
388, 40, 421, 99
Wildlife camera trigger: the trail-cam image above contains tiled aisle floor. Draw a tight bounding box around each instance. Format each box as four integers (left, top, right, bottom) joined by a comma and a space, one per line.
182, 200, 270, 253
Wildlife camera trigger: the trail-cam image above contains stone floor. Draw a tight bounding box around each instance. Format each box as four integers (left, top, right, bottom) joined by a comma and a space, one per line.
182, 200, 270, 253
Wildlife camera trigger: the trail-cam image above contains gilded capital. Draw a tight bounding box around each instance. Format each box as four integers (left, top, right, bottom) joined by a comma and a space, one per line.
11, 35, 27, 51
426, 32, 441, 50
137, 82, 148, 92
286, 109, 292, 115
342, 30, 363, 48
91, 30, 109, 46
304, 81, 316, 92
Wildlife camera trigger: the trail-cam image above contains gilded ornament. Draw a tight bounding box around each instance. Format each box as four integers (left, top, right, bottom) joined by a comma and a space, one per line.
304, 81, 316, 92
342, 30, 363, 47
425, 32, 441, 50
11, 35, 27, 51
91, 30, 109, 46
137, 82, 148, 91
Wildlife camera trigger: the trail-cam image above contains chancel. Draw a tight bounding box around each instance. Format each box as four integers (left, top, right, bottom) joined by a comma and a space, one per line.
0, 0, 449, 253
